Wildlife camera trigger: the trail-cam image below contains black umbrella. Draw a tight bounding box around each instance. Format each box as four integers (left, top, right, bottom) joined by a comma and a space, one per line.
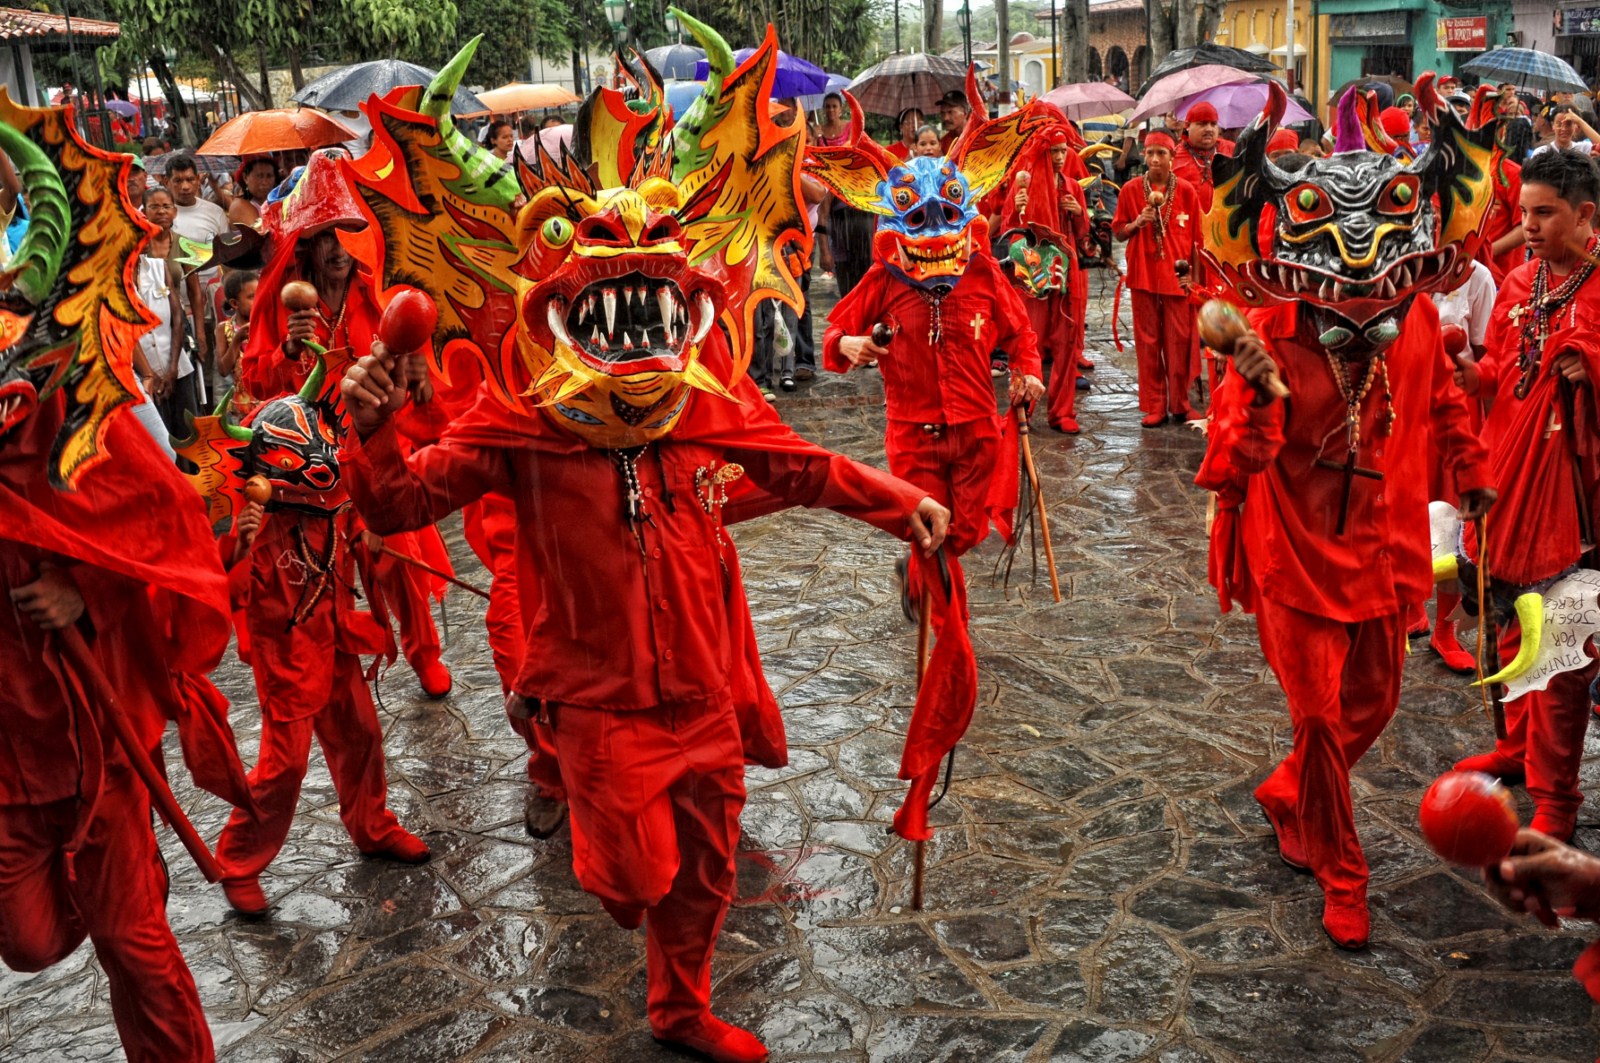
290, 59, 485, 116
1136, 43, 1279, 98
644, 43, 706, 81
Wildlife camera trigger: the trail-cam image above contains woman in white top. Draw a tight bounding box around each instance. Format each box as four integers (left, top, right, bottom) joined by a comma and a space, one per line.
137, 187, 202, 441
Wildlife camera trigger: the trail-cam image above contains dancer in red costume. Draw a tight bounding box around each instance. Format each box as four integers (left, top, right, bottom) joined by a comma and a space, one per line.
1454, 148, 1600, 842
0, 96, 254, 1062
1198, 81, 1498, 947
1172, 101, 1234, 211
336, 25, 953, 1061
237, 150, 453, 699
994, 122, 1089, 432
186, 367, 431, 916
1113, 131, 1203, 426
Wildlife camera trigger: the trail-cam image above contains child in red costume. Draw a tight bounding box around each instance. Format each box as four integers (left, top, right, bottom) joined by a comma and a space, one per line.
238, 150, 453, 699
1197, 82, 1497, 948
1454, 149, 1600, 841
339, 334, 947, 1063
210, 376, 431, 916
1113, 132, 1203, 426
995, 122, 1089, 433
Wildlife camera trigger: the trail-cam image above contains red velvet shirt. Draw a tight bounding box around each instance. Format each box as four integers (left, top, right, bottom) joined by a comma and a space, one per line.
821, 254, 1042, 425
1196, 299, 1491, 622
1112, 175, 1203, 296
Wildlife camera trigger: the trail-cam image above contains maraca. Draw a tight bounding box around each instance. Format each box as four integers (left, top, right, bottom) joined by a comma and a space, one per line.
871, 322, 897, 348
1147, 189, 1166, 208
244, 475, 273, 505
379, 289, 438, 354
1440, 322, 1469, 360
281, 280, 320, 311
1196, 299, 1289, 399
1418, 770, 1519, 867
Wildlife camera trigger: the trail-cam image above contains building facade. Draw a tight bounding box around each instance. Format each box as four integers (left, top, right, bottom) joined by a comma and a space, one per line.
1311, 0, 1512, 104
1521, 2, 1600, 84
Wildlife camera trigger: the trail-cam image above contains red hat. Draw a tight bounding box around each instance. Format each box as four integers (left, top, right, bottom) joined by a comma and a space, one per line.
1144, 130, 1176, 152
1380, 107, 1413, 139
1186, 101, 1219, 124
1043, 125, 1071, 147
1267, 128, 1300, 155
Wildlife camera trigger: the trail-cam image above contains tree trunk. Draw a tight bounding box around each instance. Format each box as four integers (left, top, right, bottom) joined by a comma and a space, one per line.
1145, 0, 1176, 68
1197, 0, 1225, 42
1174, 0, 1198, 48
149, 52, 196, 147
923, 0, 944, 54
255, 42, 276, 110
996, 0, 1010, 103
1064, 0, 1090, 83
288, 46, 306, 92
210, 45, 270, 112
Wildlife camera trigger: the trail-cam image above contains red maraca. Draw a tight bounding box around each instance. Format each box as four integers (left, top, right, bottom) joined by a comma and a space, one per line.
1440, 322, 1469, 360
379, 289, 439, 354
1418, 770, 1519, 867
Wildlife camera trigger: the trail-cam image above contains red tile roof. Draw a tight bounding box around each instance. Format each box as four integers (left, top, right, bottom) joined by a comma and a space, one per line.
0, 7, 121, 41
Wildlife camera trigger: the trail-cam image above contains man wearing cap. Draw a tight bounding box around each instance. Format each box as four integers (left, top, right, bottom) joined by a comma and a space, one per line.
1173, 101, 1234, 211
938, 90, 970, 153
1112, 131, 1203, 426
1379, 107, 1418, 160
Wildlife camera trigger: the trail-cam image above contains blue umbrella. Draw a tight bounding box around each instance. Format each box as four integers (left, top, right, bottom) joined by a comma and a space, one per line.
645, 43, 706, 81
798, 72, 854, 111
665, 80, 705, 116
693, 49, 829, 98
1460, 47, 1588, 94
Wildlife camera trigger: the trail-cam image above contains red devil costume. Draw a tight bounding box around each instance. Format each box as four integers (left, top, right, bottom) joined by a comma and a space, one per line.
1172, 101, 1235, 212
237, 149, 453, 699
995, 122, 1089, 432
1454, 232, 1600, 841
1112, 131, 1204, 425
1197, 79, 1498, 948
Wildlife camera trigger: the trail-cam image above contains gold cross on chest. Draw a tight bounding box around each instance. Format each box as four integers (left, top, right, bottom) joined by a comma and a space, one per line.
970, 312, 986, 340
1175, 212, 1190, 226
1508, 303, 1529, 324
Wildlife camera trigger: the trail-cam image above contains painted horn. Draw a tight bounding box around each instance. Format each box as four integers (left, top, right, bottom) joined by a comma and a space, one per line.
0, 118, 70, 306
1475, 592, 1545, 687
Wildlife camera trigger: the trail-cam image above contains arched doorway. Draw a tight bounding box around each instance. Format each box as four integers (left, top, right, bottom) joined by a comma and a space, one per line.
1107, 46, 1129, 90
1131, 45, 1151, 89
1089, 47, 1102, 80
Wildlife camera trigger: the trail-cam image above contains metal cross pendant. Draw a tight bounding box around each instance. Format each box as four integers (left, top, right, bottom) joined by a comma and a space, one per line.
1314, 447, 1383, 536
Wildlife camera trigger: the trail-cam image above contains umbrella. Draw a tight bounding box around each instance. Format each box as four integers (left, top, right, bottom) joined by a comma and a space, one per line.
645, 43, 706, 80
105, 98, 139, 119
518, 122, 573, 164
1177, 83, 1313, 128
291, 59, 484, 116
1137, 42, 1278, 96
848, 52, 969, 116
146, 153, 238, 177
1129, 65, 1263, 123
694, 48, 828, 98
1328, 74, 1414, 105
1461, 47, 1589, 94
196, 107, 358, 156
665, 79, 705, 116
1041, 82, 1135, 120
465, 82, 581, 116
798, 72, 854, 111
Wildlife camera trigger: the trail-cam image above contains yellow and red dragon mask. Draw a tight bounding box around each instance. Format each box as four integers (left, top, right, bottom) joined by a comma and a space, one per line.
345, 10, 808, 448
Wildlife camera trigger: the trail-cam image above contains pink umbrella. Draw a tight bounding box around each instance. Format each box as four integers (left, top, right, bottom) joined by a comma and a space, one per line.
1040, 82, 1135, 120
1178, 83, 1313, 128
1129, 64, 1263, 123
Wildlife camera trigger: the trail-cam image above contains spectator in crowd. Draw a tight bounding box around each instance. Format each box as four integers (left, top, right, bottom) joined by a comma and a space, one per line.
487, 120, 516, 162
137, 186, 203, 440
123, 154, 147, 211
518, 115, 538, 139
214, 268, 259, 388
541, 114, 565, 130
938, 89, 970, 152
227, 155, 277, 228
888, 107, 922, 160
914, 125, 942, 157
815, 93, 850, 147
1532, 106, 1598, 156
165, 153, 228, 366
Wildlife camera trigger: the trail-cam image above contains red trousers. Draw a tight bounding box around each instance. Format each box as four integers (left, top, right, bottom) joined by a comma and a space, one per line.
375, 549, 442, 672
1129, 289, 1196, 419
0, 770, 213, 1062
885, 418, 1000, 556
216, 652, 404, 879
549, 696, 744, 1034
1254, 598, 1403, 905
1026, 294, 1077, 427
1487, 626, 1594, 834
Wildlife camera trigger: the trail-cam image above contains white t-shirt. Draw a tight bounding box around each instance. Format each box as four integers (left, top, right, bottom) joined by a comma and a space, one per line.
135, 255, 193, 378
1532, 139, 1594, 157
171, 197, 229, 285
1431, 259, 1495, 349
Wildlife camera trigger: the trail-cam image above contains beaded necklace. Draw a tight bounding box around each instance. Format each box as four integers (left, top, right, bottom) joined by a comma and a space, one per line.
1146, 176, 1174, 260
1515, 236, 1600, 399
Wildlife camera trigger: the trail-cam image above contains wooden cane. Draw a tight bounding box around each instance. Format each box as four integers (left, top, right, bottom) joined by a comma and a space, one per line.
1016, 408, 1062, 602
376, 542, 491, 601
55, 626, 227, 882
911, 584, 933, 910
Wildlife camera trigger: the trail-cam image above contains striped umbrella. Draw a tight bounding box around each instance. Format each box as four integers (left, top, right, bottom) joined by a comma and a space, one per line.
1460, 48, 1588, 94
848, 53, 969, 116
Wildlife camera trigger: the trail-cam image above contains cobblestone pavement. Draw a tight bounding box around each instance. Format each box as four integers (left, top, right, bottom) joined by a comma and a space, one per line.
6, 272, 1600, 1063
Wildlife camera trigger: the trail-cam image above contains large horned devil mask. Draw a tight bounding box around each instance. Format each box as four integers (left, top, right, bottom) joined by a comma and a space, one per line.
1202, 77, 1498, 358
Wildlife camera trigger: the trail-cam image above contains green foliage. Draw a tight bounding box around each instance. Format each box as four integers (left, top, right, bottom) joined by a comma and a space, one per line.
426, 0, 576, 86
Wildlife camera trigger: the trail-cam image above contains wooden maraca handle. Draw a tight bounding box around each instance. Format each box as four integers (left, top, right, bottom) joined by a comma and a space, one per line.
1196, 299, 1289, 399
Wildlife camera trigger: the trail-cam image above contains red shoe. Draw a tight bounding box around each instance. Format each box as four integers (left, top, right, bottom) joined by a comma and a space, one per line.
1255, 797, 1310, 870
1322, 898, 1370, 949
1049, 417, 1080, 435
1140, 414, 1166, 428
654, 1014, 769, 1063
1430, 621, 1476, 674
415, 656, 453, 699
1530, 811, 1576, 844
222, 876, 269, 917
365, 828, 431, 864
1453, 751, 1525, 785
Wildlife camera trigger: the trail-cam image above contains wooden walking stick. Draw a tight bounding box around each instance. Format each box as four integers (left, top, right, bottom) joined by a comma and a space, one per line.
1016, 406, 1062, 602
54, 625, 227, 882
912, 584, 933, 911
372, 541, 491, 601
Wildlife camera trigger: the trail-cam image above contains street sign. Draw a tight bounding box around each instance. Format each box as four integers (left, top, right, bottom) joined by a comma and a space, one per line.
1437, 15, 1488, 51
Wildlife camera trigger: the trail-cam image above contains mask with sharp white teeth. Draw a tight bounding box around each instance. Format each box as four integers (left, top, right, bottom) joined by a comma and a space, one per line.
1203, 76, 1500, 360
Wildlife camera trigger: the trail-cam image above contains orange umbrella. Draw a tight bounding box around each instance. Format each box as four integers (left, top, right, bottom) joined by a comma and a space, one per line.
465, 82, 581, 116
196, 107, 358, 156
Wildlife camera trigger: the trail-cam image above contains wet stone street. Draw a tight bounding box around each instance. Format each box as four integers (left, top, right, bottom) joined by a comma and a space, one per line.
6, 271, 1600, 1062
